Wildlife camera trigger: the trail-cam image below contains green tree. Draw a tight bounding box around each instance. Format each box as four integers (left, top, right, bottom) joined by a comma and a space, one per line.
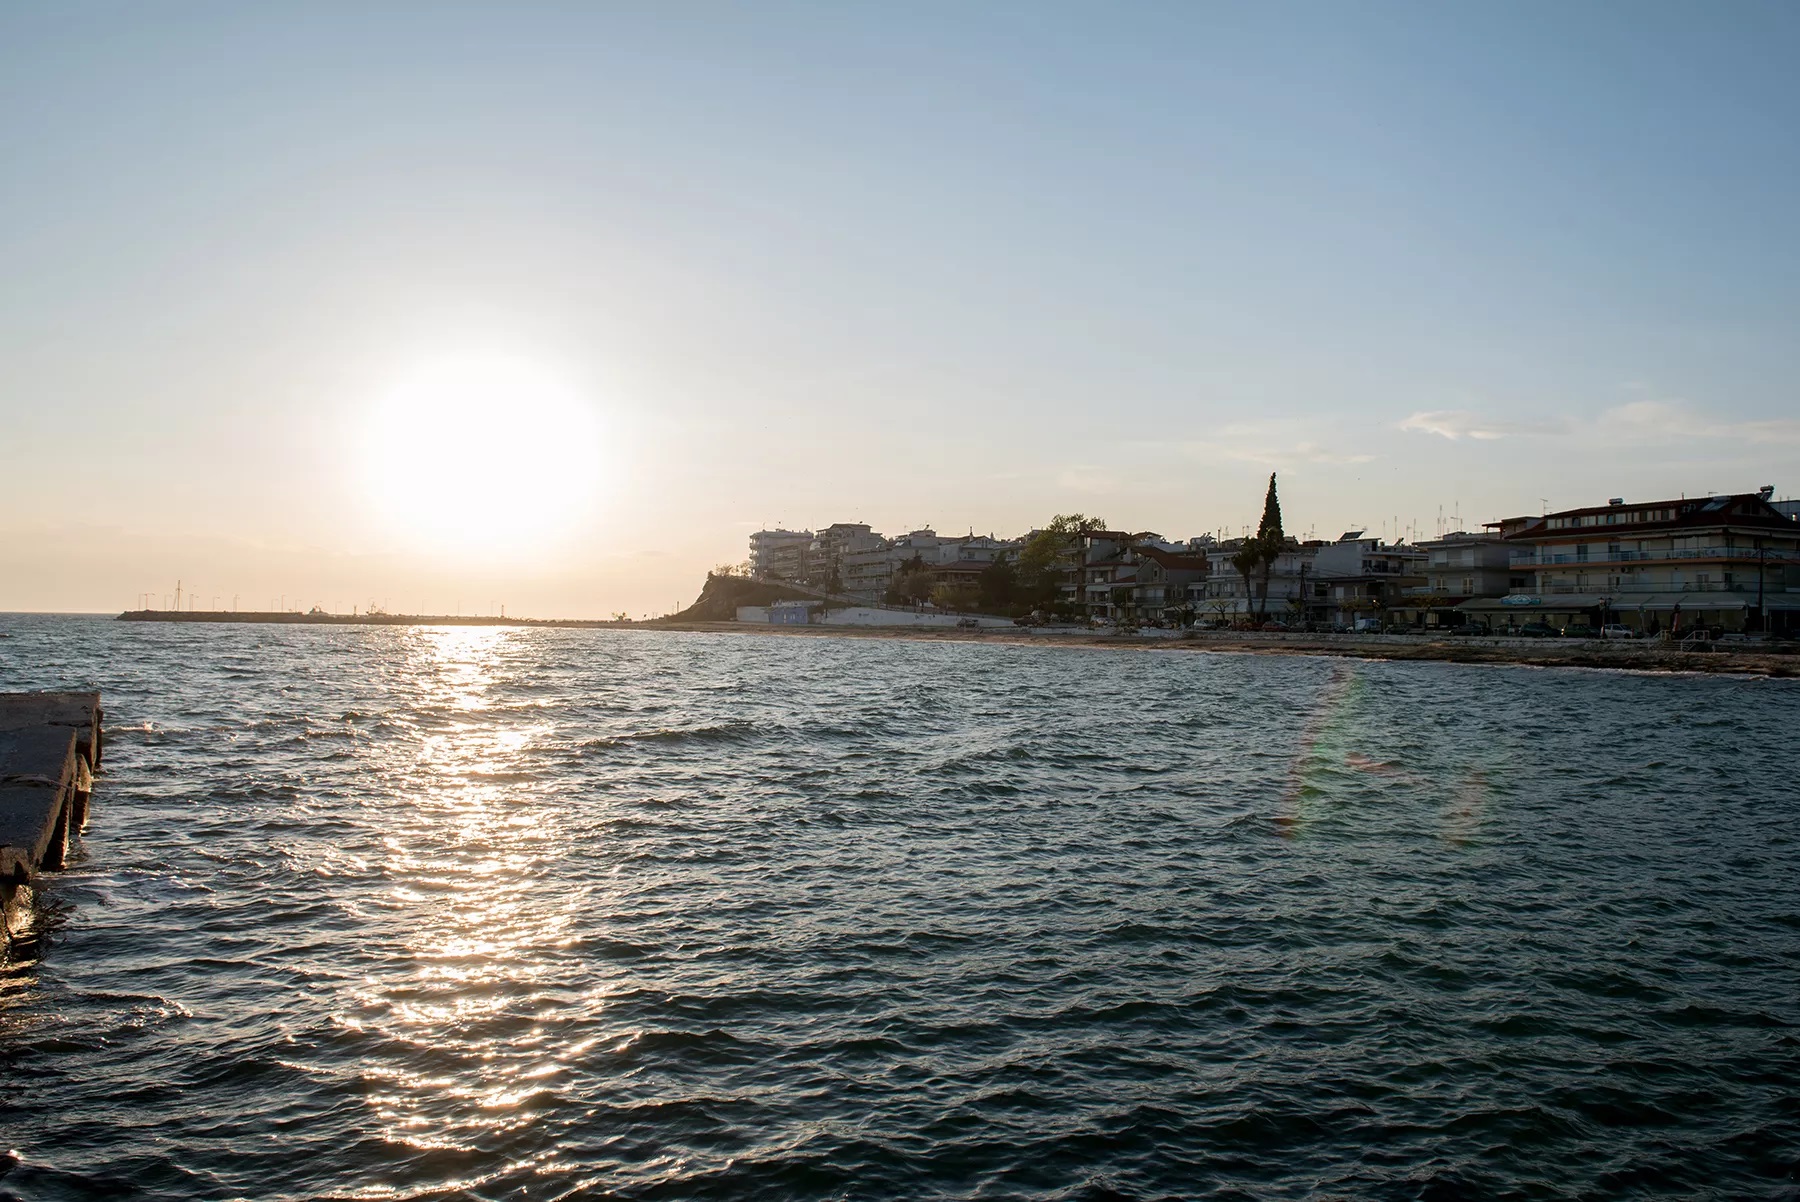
885, 553, 933, 605
1248, 473, 1286, 620
1016, 514, 1106, 611
977, 554, 1016, 613
1220, 475, 1287, 623
1230, 542, 1261, 624
930, 582, 980, 612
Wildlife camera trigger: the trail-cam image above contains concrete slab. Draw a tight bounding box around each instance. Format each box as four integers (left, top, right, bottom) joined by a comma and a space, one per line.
0, 692, 103, 768
0, 727, 76, 879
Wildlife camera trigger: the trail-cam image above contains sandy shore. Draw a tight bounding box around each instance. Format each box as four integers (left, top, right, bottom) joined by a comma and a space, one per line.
645, 620, 1800, 677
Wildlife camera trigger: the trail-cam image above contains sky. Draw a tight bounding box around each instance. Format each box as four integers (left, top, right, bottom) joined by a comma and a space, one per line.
4, 1, 1799, 617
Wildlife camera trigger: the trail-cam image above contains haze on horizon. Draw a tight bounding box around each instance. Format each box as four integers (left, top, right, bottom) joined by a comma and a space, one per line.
4, 2, 1799, 618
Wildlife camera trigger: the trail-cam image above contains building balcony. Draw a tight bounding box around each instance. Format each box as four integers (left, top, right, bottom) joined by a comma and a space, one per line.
1509, 545, 1800, 567
1510, 582, 1764, 597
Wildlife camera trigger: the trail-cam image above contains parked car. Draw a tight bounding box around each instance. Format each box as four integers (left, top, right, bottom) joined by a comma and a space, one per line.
1517, 622, 1558, 638
1599, 624, 1635, 639
1260, 621, 1289, 632
1565, 624, 1596, 639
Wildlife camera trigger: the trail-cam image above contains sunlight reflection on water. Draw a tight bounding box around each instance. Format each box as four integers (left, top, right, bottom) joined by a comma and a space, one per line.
0, 617, 1796, 1200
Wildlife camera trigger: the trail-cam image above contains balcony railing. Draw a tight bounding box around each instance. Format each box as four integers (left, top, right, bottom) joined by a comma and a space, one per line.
1510, 545, 1800, 567
1511, 582, 1776, 596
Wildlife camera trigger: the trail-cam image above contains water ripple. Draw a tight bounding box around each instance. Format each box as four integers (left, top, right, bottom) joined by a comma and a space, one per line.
0, 616, 1796, 1199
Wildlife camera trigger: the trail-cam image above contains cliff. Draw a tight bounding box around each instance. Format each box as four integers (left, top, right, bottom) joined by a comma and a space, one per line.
662, 574, 820, 623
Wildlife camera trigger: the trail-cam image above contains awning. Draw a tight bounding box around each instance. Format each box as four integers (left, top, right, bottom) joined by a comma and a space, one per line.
1459, 594, 1608, 613
1460, 593, 1763, 614
1614, 594, 1750, 612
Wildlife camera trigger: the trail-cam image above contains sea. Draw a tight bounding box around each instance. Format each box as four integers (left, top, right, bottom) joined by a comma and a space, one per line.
0, 614, 1795, 1201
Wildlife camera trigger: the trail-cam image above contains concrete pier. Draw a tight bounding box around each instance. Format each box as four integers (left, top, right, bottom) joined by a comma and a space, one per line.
0, 692, 102, 954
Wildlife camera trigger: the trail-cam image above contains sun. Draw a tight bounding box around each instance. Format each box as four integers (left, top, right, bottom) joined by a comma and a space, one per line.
361, 354, 605, 558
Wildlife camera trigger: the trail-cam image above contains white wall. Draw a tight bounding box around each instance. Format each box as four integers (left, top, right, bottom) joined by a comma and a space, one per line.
819, 607, 1013, 628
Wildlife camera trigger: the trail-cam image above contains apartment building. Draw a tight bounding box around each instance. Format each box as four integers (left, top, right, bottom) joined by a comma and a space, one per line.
809, 523, 884, 590
1387, 531, 1520, 627
1468, 488, 1800, 632
1313, 534, 1427, 628
749, 529, 814, 580
1200, 539, 1323, 623
1072, 530, 1151, 613
1131, 547, 1210, 619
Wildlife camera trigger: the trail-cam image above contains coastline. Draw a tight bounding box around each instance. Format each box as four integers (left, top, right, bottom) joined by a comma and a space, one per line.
643, 620, 1800, 678
102, 611, 1800, 677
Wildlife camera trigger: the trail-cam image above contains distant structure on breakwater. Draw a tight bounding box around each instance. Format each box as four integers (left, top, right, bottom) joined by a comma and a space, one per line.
0, 692, 102, 958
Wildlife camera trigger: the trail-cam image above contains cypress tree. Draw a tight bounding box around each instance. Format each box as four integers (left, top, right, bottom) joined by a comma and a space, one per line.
1253, 473, 1285, 620
1255, 472, 1284, 552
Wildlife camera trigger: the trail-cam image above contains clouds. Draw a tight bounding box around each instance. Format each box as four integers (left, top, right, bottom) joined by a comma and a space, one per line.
1398, 400, 1800, 446
1056, 465, 1119, 495
1396, 410, 1569, 441
1192, 420, 1375, 467
1604, 401, 1800, 445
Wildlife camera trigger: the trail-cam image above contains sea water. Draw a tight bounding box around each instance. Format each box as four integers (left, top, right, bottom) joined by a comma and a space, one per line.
0, 615, 1795, 1199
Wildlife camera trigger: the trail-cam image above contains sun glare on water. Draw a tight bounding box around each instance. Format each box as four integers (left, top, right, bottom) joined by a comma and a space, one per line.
361, 355, 605, 559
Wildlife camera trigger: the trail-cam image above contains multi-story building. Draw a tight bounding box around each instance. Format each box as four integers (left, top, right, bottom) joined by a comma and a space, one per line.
1393, 531, 1519, 627
810, 523, 884, 590
1131, 546, 1210, 620
1313, 533, 1428, 628
749, 529, 814, 580
839, 529, 1024, 604
921, 534, 1021, 598
1073, 530, 1152, 614
1200, 538, 1323, 624
1082, 553, 1137, 616
842, 537, 899, 602
851, 530, 931, 601
1469, 488, 1800, 633
1071, 542, 1208, 622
